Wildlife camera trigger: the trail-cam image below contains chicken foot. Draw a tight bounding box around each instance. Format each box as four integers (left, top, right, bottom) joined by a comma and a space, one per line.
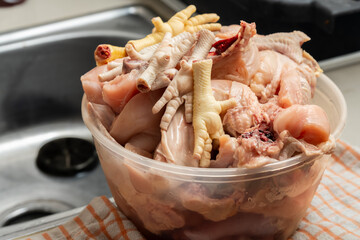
94, 5, 220, 65
94, 44, 126, 66
136, 32, 196, 92
192, 59, 236, 167
129, 5, 220, 51
153, 29, 216, 130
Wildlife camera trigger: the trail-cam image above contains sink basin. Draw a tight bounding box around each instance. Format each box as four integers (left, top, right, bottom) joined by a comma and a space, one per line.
0, 4, 175, 229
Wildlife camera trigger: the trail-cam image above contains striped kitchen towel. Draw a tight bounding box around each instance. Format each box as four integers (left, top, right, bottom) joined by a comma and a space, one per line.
292, 140, 360, 240
23, 139, 360, 240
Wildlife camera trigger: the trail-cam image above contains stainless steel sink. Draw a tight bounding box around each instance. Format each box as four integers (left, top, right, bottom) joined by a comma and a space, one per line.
0, 3, 180, 232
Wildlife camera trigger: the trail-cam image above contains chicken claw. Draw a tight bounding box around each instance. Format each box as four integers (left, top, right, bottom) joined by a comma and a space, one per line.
129, 5, 221, 52
192, 59, 237, 167
136, 32, 173, 92
94, 5, 220, 65
185, 13, 221, 33
153, 29, 216, 130
136, 32, 196, 92
152, 60, 192, 128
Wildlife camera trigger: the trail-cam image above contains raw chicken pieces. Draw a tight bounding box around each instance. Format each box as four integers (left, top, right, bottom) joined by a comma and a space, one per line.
273, 104, 330, 145
154, 106, 196, 167
81, 19, 333, 169
110, 89, 164, 154
81, 6, 337, 240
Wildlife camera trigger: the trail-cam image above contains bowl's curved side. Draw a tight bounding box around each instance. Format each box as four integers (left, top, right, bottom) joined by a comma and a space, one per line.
91, 119, 331, 240
81, 73, 346, 239
81, 73, 346, 182
313, 73, 347, 139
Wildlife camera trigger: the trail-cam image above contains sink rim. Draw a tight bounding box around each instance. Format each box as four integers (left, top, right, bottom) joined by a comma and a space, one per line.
0, 5, 156, 46
0, 30, 145, 54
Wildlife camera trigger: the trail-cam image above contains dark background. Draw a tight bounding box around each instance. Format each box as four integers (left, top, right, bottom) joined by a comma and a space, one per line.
182, 0, 360, 60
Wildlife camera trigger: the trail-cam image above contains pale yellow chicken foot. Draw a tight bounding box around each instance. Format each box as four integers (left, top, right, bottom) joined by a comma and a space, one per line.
129, 5, 220, 52
192, 59, 236, 167
94, 5, 220, 66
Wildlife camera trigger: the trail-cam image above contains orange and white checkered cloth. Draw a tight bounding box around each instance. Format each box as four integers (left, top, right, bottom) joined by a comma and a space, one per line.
23, 140, 360, 240
292, 140, 360, 240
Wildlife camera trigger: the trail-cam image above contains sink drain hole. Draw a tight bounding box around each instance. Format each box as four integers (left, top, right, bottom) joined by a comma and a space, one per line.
36, 137, 98, 177
3, 210, 54, 227
1, 200, 73, 227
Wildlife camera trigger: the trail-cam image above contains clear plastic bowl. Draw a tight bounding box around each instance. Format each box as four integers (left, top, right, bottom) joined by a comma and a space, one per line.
82, 73, 346, 240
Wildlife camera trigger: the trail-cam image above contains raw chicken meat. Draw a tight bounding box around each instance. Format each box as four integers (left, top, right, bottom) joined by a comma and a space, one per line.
81, 64, 108, 104
273, 104, 330, 145
110, 89, 164, 154
86, 102, 115, 131
102, 69, 140, 113
211, 21, 259, 85
250, 50, 285, 101
154, 106, 197, 167
210, 135, 238, 168
211, 22, 321, 106
234, 123, 283, 168
252, 31, 310, 64
178, 183, 241, 222
215, 24, 241, 39
277, 67, 312, 107
82, 19, 329, 161
215, 80, 262, 136
81, 8, 336, 239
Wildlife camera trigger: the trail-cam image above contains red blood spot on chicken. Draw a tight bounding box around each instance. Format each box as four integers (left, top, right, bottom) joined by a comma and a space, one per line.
212, 35, 238, 55
241, 123, 276, 143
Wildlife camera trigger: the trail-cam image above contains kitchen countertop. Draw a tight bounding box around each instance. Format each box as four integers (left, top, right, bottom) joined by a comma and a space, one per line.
0, 0, 359, 147
0, 0, 132, 33
320, 55, 360, 147
0, 0, 186, 33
